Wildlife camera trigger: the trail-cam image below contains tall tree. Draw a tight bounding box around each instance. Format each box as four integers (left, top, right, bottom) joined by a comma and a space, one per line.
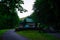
0, 0, 25, 29
32, 0, 60, 31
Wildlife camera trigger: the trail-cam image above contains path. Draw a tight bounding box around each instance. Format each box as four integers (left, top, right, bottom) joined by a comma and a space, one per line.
2, 29, 29, 40
2, 29, 60, 40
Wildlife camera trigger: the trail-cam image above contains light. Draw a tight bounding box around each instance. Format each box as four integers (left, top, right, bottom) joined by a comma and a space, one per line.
16, 0, 35, 18
0, 0, 1, 1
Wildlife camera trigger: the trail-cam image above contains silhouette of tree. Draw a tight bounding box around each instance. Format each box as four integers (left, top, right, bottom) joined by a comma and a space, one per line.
0, 0, 25, 29
32, 0, 60, 31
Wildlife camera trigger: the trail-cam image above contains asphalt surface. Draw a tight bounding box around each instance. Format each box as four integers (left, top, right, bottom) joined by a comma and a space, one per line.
2, 29, 29, 40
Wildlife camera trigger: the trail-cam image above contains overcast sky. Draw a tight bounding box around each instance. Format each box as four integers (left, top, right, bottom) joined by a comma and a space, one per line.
16, 0, 35, 18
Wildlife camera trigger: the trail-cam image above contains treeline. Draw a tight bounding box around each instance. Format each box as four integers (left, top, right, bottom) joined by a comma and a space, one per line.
31, 0, 60, 31
0, 0, 24, 29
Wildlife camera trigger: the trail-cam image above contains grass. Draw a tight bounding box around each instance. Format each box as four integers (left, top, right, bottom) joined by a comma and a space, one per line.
17, 30, 60, 40
0, 29, 8, 40
0, 29, 8, 36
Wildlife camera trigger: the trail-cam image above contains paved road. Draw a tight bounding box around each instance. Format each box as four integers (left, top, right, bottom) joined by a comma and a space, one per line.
2, 29, 29, 40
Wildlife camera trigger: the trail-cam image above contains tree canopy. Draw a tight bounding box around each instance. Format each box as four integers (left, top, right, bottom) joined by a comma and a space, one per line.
32, 0, 60, 30
0, 0, 25, 29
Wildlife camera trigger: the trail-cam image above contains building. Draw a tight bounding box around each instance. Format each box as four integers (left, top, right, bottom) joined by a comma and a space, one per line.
20, 16, 36, 28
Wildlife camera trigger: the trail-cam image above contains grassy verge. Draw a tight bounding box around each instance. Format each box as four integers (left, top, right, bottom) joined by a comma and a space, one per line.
0, 29, 8, 40
17, 30, 60, 40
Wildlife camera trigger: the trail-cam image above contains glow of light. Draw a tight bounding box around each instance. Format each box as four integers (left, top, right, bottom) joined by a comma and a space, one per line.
16, 0, 35, 18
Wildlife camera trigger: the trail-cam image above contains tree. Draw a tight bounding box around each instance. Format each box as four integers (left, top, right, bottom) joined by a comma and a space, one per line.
0, 0, 25, 29
32, 0, 60, 31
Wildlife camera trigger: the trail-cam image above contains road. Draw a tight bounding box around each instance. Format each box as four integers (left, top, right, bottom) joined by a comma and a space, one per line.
2, 29, 29, 40
2, 29, 60, 40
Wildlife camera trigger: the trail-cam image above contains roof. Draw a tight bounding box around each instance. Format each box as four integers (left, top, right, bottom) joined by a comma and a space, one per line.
24, 17, 34, 22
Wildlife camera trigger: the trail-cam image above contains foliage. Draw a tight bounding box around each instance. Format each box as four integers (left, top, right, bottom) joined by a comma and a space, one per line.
0, 29, 8, 36
32, 0, 60, 30
0, 0, 25, 13
0, 0, 25, 29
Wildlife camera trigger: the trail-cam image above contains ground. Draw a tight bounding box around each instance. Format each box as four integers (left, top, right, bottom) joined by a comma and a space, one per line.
0, 29, 8, 40
0, 29, 60, 40
2, 29, 29, 40
16, 30, 60, 40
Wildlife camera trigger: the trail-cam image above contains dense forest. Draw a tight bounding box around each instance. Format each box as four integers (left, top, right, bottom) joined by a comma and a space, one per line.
0, 0, 25, 29
0, 0, 60, 32
31, 0, 60, 32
